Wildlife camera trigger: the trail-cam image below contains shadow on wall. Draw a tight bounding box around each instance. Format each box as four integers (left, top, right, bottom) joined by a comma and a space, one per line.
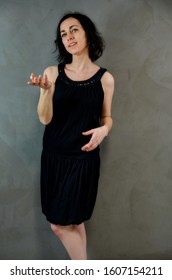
0, 137, 35, 259
87, 0, 172, 260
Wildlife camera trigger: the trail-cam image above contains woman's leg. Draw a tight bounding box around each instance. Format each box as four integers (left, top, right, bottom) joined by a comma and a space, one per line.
50, 222, 87, 260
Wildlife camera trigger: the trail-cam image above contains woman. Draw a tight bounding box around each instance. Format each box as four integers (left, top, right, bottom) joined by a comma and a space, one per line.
28, 12, 114, 260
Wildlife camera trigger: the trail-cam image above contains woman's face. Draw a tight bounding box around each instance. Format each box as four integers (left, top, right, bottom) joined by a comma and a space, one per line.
60, 17, 88, 56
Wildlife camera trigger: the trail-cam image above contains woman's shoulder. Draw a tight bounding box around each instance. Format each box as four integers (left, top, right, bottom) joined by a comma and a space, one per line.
43, 66, 58, 83
44, 65, 58, 74
101, 69, 115, 88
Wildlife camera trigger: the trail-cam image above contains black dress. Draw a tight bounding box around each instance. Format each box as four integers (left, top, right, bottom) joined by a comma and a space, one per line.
41, 63, 107, 225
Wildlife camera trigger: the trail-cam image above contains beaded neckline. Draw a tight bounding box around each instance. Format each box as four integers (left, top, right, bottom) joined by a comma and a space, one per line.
58, 63, 106, 87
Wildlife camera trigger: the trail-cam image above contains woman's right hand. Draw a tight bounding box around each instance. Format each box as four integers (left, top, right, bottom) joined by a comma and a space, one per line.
27, 73, 53, 90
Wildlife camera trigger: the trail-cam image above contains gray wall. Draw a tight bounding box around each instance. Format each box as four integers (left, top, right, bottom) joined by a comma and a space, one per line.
1, 0, 172, 260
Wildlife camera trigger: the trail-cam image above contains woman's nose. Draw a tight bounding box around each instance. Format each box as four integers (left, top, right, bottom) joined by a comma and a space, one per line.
67, 32, 74, 41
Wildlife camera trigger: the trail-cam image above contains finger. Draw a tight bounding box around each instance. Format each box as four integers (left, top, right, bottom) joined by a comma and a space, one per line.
81, 145, 90, 152
38, 75, 42, 82
81, 140, 97, 151
82, 129, 94, 136
33, 77, 36, 83
27, 81, 37, 86
30, 73, 35, 81
81, 144, 96, 152
27, 81, 34, 85
38, 75, 42, 85
44, 74, 48, 86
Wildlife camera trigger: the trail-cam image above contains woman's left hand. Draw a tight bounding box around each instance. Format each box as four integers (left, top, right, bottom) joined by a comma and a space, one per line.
81, 126, 108, 152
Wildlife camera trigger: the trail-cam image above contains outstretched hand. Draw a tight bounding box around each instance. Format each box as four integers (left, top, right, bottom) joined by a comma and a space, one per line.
27, 73, 52, 90
81, 126, 108, 152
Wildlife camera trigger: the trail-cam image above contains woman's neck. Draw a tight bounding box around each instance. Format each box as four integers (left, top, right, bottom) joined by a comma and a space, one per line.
69, 55, 94, 71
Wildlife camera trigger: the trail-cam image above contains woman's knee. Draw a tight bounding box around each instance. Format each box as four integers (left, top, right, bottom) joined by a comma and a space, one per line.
50, 223, 74, 237
50, 223, 63, 237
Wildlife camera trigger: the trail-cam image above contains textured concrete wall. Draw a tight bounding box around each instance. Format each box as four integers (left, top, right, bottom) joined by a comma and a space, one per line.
1, 0, 172, 260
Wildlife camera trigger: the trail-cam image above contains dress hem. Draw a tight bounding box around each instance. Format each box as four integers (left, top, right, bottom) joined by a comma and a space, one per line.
43, 212, 91, 226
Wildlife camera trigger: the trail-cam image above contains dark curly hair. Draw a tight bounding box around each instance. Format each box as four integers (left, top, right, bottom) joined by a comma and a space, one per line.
54, 12, 105, 63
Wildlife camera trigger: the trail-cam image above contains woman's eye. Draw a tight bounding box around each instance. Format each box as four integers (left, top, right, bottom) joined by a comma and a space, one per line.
61, 33, 66, 38
71, 29, 78, 33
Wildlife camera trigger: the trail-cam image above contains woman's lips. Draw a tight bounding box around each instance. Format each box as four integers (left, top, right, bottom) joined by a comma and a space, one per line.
68, 42, 77, 47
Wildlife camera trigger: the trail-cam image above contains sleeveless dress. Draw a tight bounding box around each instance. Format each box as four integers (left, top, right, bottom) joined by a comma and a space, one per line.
40, 63, 107, 225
